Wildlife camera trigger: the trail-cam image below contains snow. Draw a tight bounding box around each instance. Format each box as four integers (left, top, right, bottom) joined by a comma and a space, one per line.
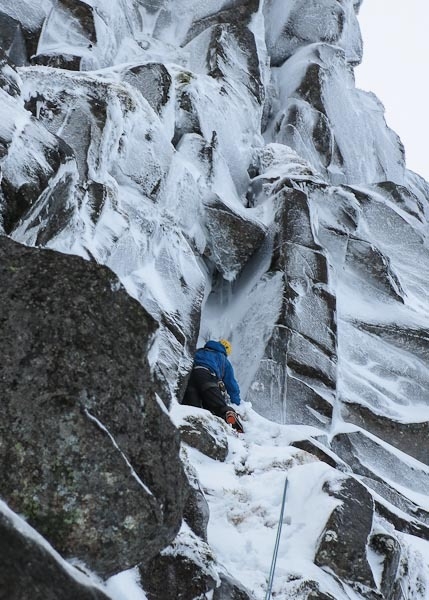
0, 0, 51, 32
268, 41, 405, 185
3, 0, 429, 597
171, 401, 362, 599
106, 569, 148, 600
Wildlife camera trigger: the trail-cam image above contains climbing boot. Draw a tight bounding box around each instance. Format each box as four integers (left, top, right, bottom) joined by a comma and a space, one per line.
225, 410, 244, 433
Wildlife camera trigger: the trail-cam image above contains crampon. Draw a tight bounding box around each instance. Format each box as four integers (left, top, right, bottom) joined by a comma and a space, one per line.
225, 410, 244, 434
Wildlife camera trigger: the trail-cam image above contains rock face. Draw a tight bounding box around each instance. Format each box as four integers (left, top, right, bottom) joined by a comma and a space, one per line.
1, 0, 429, 598
0, 509, 110, 600
0, 236, 186, 577
315, 477, 377, 595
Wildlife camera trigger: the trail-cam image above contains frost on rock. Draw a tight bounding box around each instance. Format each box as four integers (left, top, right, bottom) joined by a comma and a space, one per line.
3, 0, 429, 598
315, 476, 376, 592
0, 83, 71, 236
139, 522, 219, 600
263, 0, 362, 68
0, 48, 21, 97
35, 0, 143, 70
268, 43, 405, 185
13, 66, 206, 385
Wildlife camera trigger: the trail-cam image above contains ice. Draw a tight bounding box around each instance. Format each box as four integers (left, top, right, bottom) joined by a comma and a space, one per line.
3, 0, 429, 596
175, 402, 374, 599
0, 0, 51, 32
268, 43, 405, 185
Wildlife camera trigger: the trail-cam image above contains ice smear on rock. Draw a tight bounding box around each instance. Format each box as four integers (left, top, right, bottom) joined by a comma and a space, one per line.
2, 0, 429, 598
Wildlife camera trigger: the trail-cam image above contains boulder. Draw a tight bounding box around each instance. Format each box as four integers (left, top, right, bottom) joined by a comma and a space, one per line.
152, 0, 259, 48
187, 22, 263, 102
0, 508, 110, 600
204, 193, 267, 281
140, 525, 218, 600
315, 476, 377, 595
34, 0, 142, 70
0, 236, 187, 577
33, 0, 96, 70
281, 578, 337, 599
122, 63, 172, 115
291, 439, 343, 469
263, 0, 346, 66
32, 53, 83, 70
184, 0, 260, 45
213, 573, 255, 600
369, 533, 401, 599
179, 412, 229, 462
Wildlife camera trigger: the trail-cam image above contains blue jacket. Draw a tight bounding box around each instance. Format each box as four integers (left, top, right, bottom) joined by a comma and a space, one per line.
193, 340, 241, 405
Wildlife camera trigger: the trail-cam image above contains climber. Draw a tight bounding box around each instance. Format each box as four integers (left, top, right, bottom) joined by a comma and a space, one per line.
182, 339, 244, 433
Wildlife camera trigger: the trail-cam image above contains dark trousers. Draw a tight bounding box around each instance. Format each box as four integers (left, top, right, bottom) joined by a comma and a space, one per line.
182, 368, 230, 419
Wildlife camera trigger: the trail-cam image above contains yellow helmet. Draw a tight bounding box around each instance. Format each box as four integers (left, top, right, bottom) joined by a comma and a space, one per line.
220, 339, 232, 356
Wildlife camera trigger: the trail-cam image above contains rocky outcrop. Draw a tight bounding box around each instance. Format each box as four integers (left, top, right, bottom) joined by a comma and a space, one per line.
315, 477, 377, 595
1, 0, 429, 598
0, 11, 28, 66
0, 72, 73, 236
0, 509, 110, 600
140, 526, 218, 600
182, 456, 210, 541
0, 236, 187, 577
263, 0, 362, 67
0, 47, 20, 97
213, 573, 256, 600
369, 533, 401, 600
178, 411, 229, 462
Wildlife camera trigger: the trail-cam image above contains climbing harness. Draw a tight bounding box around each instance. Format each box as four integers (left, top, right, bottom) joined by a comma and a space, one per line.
265, 477, 289, 600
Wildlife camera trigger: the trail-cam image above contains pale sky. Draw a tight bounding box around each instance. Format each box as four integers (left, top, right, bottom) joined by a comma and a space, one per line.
355, 1, 429, 181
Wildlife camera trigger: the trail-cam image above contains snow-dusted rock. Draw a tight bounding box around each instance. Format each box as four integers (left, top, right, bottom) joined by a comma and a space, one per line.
151, 0, 260, 48
263, 0, 362, 67
369, 533, 401, 600
2, 0, 429, 598
269, 43, 405, 185
121, 62, 172, 116
342, 401, 429, 465
244, 167, 336, 426
315, 476, 377, 594
204, 193, 267, 281
181, 447, 210, 541
0, 0, 51, 36
213, 573, 255, 600
0, 507, 111, 600
175, 406, 229, 462
35, 0, 143, 71
331, 430, 429, 541
140, 523, 218, 600
0, 84, 71, 235
0, 11, 28, 66
0, 48, 21, 96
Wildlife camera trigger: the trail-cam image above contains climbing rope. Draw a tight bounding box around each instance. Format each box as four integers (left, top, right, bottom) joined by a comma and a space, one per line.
265, 477, 289, 600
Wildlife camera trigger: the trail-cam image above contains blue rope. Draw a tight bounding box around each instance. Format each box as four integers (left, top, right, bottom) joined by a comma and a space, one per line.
265, 477, 288, 600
